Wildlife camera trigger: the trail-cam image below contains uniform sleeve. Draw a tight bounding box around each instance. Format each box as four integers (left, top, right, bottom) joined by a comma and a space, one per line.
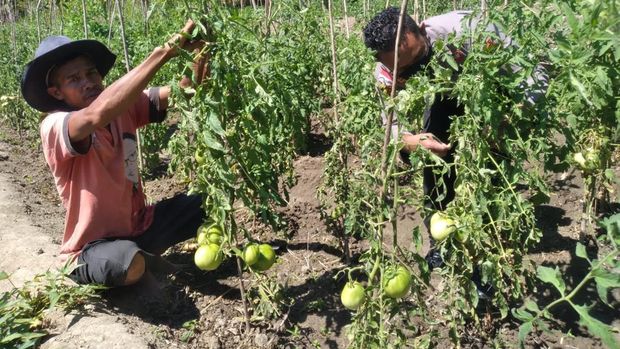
133, 88, 167, 128
40, 112, 85, 164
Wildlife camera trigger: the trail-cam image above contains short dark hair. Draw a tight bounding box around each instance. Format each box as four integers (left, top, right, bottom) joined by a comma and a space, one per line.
363, 7, 420, 53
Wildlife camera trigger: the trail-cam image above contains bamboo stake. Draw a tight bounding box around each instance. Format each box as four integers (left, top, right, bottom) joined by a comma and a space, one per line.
35, 0, 42, 42
142, 0, 148, 35
7, 0, 16, 66
327, 0, 350, 263
343, 0, 350, 39
265, 0, 272, 35
81, 0, 88, 38
327, 0, 339, 104
235, 257, 251, 333
115, 0, 145, 174
115, 0, 131, 72
58, 0, 64, 34
380, 0, 407, 191
49, 0, 54, 32
107, 0, 116, 43
413, 0, 419, 23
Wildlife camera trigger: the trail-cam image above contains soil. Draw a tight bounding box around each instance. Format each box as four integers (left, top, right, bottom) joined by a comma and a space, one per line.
0, 120, 618, 349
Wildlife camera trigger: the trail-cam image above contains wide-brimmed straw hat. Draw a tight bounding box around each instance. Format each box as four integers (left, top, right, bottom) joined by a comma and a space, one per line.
21, 35, 116, 112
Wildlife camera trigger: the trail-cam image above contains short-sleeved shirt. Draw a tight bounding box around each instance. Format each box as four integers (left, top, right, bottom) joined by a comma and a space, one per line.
40, 89, 164, 256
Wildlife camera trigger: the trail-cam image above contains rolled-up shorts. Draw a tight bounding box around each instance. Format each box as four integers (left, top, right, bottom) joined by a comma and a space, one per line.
70, 193, 206, 286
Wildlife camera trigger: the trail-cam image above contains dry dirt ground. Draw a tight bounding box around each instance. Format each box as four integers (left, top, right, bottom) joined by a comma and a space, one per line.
0, 122, 618, 348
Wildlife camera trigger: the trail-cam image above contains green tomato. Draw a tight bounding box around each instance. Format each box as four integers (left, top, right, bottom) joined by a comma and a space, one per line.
195, 149, 206, 165
208, 233, 223, 245
243, 244, 260, 266
384, 266, 412, 299
430, 212, 456, 241
196, 231, 209, 245
251, 244, 276, 271
199, 224, 223, 236
194, 243, 223, 271
455, 229, 468, 243
340, 281, 365, 310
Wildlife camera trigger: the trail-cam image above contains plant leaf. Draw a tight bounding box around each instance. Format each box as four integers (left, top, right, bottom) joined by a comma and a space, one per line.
537, 266, 566, 296
573, 304, 620, 349
575, 242, 589, 261
517, 321, 533, 348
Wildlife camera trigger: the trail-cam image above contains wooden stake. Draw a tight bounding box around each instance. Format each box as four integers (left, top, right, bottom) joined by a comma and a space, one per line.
107, 0, 116, 43
343, 0, 350, 39
81, 0, 88, 38
35, 0, 42, 42
235, 257, 251, 333
115, 0, 145, 174
379, 0, 407, 193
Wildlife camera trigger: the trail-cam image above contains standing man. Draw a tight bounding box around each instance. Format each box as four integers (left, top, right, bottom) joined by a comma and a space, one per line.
21, 20, 208, 287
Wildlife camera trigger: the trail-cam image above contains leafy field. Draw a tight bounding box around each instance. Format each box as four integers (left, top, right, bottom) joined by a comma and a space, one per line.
0, 0, 619, 348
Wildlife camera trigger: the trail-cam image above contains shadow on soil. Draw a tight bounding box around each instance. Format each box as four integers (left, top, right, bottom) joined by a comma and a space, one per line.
530, 204, 575, 253
299, 132, 332, 157
100, 250, 246, 329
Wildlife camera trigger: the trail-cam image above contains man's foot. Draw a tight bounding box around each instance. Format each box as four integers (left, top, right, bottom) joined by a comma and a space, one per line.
424, 249, 444, 270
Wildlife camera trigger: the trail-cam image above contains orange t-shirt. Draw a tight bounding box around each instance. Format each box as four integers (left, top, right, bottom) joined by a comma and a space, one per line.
40, 91, 156, 256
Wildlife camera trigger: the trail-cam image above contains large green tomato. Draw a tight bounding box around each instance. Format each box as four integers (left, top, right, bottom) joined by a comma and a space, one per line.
340, 281, 365, 310
430, 212, 456, 241
243, 244, 260, 266
251, 244, 276, 271
194, 243, 223, 271
384, 266, 412, 299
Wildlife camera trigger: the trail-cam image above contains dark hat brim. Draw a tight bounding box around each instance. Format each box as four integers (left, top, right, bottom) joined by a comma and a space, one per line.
21, 40, 116, 113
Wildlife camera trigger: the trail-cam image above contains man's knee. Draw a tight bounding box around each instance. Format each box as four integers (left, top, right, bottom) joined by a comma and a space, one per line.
124, 252, 146, 285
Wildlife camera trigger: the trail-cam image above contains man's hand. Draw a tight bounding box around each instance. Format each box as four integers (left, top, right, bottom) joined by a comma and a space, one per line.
165, 20, 203, 57
403, 132, 451, 157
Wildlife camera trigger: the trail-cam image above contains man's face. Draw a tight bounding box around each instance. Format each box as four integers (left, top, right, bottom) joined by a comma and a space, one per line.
377, 31, 427, 72
46, 56, 104, 110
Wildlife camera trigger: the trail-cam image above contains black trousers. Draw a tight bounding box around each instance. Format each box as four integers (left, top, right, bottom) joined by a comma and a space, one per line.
421, 95, 464, 232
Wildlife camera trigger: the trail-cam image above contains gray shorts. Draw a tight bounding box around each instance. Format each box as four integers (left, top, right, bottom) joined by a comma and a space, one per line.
70, 194, 206, 286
